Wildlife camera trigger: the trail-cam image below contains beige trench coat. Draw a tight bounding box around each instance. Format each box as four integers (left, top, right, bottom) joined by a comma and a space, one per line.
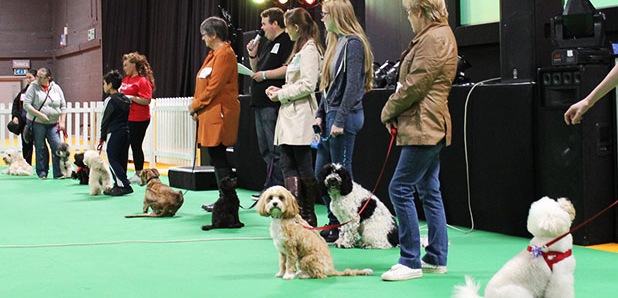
381, 19, 457, 146
273, 39, 321, 146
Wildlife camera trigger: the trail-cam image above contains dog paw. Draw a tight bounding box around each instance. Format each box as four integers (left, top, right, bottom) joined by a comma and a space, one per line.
275, 271, 284, 278
283, 272, 296, 280
334, 242, 353, 249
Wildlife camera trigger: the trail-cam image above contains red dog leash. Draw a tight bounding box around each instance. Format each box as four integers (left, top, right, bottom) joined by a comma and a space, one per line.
304, 127, 398, 231
543, 198, 618, 248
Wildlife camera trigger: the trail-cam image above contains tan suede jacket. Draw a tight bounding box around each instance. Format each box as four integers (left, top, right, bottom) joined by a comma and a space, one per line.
381, 19, 457, 146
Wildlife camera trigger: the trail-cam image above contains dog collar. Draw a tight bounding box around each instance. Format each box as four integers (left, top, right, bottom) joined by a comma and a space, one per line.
146, 176, 160, 184
527, 246, 572, 271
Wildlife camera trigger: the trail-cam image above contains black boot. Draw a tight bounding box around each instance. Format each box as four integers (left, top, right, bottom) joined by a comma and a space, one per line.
300, 177, 318, 227
284, 176, 304, 218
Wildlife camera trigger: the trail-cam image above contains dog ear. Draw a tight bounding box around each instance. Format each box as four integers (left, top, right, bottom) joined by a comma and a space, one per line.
317, 164, 331, 195
557, 197, 576, 222
255, 190, 271, 217
282, 188, 300, 218
152, 168, 160, 177
339, 167, 354, 196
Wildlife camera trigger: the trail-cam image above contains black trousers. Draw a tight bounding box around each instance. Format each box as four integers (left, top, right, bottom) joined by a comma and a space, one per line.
107, 129, 130, 187
206, 144, 233, 174
128, 119, 150, 172
279, 145, 315, 179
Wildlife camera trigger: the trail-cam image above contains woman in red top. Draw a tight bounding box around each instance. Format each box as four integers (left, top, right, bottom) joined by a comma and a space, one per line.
119, 52, 155, 182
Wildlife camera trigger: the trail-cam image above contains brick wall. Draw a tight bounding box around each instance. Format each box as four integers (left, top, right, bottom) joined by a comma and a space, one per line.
0, 0, 102, 103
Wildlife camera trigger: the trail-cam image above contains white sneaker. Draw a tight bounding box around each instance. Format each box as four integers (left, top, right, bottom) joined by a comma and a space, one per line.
128, 174, 140, 183
421, 260, 447, 274
381, 264, 422, 281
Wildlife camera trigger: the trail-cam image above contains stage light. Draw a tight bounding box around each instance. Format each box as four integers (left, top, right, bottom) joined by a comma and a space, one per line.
252, 0, 266, 3
305, 0, 316, 5
277, 0, 289, 4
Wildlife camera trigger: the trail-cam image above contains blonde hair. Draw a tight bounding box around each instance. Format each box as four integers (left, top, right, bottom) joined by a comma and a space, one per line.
320, 0, 374, 92
403, 0, 449, 22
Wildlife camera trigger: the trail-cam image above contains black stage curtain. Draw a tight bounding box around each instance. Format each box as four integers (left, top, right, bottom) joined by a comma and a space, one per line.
102, 0, 363, 97
102, 0, 218, 97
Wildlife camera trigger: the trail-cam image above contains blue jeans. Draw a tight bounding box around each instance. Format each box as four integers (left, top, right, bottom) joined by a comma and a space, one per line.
314, 110, 364, 224
32, 121, 62, 178
389, 139, 447, 269
254, 106, 283, 188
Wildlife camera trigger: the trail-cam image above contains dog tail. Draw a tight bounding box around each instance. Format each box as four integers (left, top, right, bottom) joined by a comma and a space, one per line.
125, 214, 159, 218
330, 268, 373, 276
452, 275, 483, 298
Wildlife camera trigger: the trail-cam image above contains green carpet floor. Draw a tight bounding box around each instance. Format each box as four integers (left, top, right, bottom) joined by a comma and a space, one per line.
1, 168, 617, 297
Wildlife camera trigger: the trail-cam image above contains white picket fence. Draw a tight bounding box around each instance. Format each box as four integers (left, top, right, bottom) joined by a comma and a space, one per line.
0, 97, 196, 166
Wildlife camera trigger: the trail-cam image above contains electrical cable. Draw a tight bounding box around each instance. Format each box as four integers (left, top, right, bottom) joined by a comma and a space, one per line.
419, 77, 501, 235
0, 237, 273, 249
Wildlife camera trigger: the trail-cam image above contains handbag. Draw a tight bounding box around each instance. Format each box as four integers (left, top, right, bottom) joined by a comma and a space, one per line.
7, 119, 21, 135
22, 85, 52, 144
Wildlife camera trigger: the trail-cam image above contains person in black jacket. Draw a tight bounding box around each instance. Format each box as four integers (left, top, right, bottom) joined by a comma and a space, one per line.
99, 70, 133, 196
10, 69, 37, 164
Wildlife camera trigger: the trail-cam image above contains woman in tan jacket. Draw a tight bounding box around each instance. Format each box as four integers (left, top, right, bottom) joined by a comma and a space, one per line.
380, 0, 457, 281
189, 16, 240, 200
266, 8, 323, 227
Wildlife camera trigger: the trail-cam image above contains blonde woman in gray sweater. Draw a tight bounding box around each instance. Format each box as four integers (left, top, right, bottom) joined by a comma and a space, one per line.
23, 68, 67, 179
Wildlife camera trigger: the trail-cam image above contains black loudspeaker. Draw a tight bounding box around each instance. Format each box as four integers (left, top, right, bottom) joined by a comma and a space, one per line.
536, 65, 616, 245
500, 0, 562, 82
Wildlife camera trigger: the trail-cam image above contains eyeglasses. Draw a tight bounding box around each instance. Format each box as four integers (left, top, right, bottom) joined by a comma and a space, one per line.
321, 11, 329, 18
37, 75, 48, 80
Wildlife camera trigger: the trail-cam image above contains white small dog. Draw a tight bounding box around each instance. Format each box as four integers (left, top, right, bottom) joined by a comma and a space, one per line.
2, 149, 34, 176
56, 142, 73, 178
83, 150, 113, 195
317, 163, 398, 249
452, 196, 576, 298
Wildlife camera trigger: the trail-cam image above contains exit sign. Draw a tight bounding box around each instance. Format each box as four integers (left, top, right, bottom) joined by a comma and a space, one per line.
87, 28, 95, 41
14, 68, 28, 76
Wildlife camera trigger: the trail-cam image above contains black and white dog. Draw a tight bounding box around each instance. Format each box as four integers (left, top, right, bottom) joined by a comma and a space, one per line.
56, 142, 73, 178
318, 163, 398, 249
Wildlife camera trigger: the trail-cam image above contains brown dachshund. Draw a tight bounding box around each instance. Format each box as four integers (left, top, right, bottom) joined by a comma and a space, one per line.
125, 168, 184, 218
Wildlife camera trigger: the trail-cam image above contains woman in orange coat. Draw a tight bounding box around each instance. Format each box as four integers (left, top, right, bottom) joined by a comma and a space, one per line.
189, 16, 240, 199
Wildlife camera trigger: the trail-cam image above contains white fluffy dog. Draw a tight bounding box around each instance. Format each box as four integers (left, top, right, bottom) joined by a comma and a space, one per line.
256, 186, 373, 279
452, 196, 576, 298
2, 149, 34, 176
82, 150, 113, 195
317, 163, 398, 249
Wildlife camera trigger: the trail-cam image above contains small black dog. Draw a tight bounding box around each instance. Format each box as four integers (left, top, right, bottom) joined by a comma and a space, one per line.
201, 177, 244, 231
56, 142, 73, 178
71, 152, 90, 185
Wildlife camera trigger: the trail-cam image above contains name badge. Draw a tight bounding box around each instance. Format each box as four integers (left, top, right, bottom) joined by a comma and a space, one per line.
271, 43, 280, 54
198, 67, 212, 79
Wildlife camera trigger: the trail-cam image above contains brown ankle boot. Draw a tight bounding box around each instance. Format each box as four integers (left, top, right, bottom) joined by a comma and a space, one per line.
300, 177, 319, 227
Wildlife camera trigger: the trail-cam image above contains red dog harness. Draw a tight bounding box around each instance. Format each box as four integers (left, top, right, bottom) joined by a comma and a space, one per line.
527, 246, 572, 271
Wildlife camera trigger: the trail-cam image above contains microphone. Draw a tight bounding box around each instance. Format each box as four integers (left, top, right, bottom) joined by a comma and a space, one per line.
248, 30, 264, 52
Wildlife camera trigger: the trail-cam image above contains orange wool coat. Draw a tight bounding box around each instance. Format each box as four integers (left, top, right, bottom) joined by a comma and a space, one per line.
191, 42, 240, 147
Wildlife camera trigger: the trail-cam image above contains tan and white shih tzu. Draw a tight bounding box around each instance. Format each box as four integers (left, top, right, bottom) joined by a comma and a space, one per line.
452, 196, 576, 298
256, 186, 373, 280
1, 149, 34, 176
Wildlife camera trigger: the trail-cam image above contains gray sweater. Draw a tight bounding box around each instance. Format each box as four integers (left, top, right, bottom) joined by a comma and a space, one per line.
23, 81, 67, 124
316, 35, 366, 128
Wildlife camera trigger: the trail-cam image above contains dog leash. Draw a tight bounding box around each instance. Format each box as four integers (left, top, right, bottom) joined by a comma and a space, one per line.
540, 198, 618, 249
303, 127, 398, 231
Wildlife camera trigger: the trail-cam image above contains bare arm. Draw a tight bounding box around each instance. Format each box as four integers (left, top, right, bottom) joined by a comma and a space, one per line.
564, 64, 618, 125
